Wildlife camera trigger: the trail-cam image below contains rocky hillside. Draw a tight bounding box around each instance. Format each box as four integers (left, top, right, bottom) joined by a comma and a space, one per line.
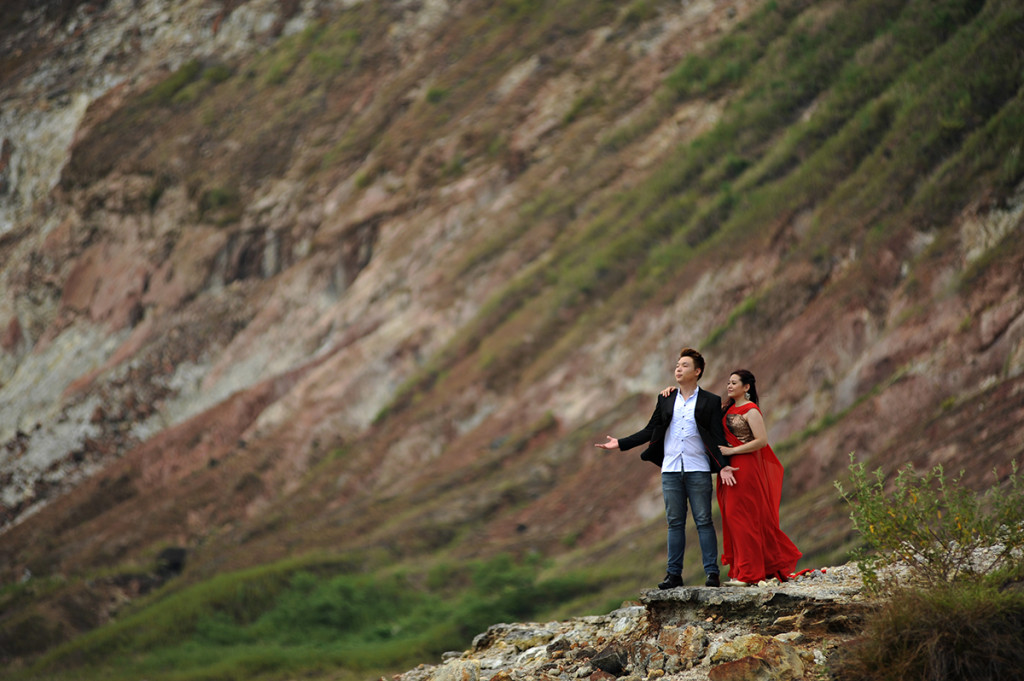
1, 0, 1023, 675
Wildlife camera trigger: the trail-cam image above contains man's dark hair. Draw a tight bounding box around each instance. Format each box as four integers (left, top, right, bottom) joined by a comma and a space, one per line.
679, 347, 705, 380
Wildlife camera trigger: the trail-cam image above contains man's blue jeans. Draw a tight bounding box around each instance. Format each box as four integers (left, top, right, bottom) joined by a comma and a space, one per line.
662, 471, 719, 577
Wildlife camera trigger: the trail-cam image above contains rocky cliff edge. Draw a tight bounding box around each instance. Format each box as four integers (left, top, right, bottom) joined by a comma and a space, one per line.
399, 566, 866, 681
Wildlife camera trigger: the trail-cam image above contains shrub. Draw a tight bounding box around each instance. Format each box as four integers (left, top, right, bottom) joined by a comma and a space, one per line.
835, 454, 1024, 590
202, 63, 232, 84
425, 86, 449, 104
198, 186, 241, 225
833, 455, 1024, 680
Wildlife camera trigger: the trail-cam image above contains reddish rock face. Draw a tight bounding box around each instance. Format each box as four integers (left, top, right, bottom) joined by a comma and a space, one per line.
59, 243, 149, 329
1, 316, 22, 352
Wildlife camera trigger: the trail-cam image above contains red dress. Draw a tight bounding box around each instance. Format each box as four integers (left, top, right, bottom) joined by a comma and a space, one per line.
717, 402, 802, 583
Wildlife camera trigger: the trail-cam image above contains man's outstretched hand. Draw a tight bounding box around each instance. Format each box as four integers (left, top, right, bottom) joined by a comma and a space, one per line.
594, 436, 620, 450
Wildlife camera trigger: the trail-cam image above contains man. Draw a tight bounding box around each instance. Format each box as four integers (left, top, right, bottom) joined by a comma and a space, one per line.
596, 347, 736, 589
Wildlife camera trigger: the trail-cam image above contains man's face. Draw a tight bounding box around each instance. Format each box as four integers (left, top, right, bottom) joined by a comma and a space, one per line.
675, 356, 701, 385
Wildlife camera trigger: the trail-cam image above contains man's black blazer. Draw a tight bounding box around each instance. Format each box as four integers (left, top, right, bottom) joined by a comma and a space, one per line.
618, 387, 730, 472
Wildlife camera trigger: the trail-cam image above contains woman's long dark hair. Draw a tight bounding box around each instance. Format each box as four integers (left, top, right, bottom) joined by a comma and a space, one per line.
722, 368, 759, 412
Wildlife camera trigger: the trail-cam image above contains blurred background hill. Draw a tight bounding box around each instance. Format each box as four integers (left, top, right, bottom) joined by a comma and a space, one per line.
1, 0, 1022, 678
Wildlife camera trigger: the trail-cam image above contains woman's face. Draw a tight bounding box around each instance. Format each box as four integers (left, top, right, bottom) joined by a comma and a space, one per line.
726, 374, 748, 400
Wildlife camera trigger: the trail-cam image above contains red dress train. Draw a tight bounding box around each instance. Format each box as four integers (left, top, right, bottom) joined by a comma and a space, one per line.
717, 402, 802, 583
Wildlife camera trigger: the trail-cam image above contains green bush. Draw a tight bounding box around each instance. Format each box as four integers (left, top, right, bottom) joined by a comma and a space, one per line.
426, 86, 449, 104
833, 454, 1024, 680
835, 454, 1024, 590
198, 186, 241, 225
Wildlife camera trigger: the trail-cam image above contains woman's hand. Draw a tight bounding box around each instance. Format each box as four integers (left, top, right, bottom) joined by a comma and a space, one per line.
660, 386, 676, 397
719, 445, 735, 455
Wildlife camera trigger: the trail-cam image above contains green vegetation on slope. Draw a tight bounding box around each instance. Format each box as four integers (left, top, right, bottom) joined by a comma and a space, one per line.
390, 0, 1024, 411
12, 554, 596, 681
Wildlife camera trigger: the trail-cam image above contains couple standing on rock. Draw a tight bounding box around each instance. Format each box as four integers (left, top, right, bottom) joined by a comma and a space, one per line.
595, 347, 801, 589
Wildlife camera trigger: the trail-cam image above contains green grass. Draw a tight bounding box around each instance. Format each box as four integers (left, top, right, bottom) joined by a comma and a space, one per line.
15, 554, 600, 681
663, 0, 800, 101
143, 59, 204, 105
378, 0, 1024, 399
703, 294, 762, 347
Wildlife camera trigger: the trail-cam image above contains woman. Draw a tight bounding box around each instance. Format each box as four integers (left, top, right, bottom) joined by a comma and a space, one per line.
716, 369, 801, 586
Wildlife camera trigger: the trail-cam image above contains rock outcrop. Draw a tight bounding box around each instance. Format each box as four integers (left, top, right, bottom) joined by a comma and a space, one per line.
399, 566, 867, 681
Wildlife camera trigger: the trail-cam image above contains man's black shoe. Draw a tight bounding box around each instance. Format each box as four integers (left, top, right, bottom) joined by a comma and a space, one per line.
658, 573, 684, 589
705, 573, 720, 587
